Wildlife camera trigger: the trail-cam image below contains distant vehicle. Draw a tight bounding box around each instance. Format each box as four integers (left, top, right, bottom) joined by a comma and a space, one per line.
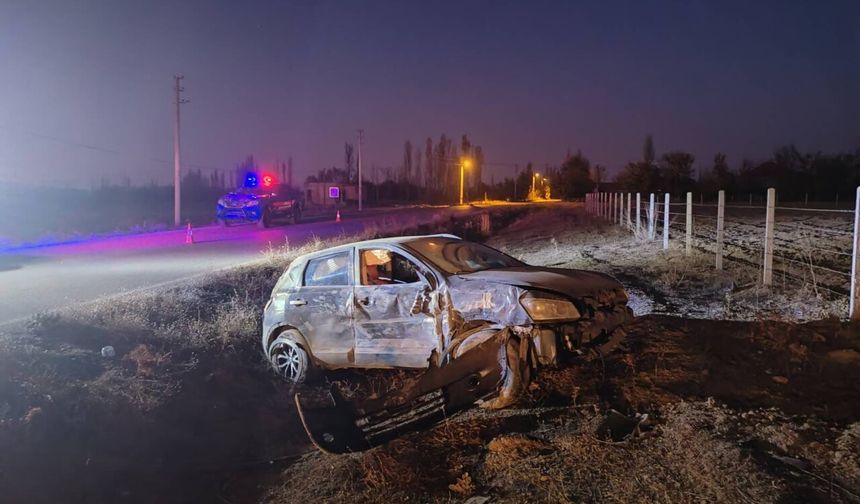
261, 234, 633, 452
216, 182, 303, 228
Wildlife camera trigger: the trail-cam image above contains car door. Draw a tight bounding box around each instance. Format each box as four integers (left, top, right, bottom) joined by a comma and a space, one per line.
289, 250, 355, 367
353, 246, 438, 368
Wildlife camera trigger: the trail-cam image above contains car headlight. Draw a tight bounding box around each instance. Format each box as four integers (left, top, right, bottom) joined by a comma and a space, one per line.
520, 291, 581, 321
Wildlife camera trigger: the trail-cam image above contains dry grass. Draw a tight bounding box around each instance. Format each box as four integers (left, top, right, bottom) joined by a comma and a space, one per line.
266, 401, 803, 503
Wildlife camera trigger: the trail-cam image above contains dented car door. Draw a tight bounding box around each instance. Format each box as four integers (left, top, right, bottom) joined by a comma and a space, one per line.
292, 250, 355, 366
353, 247, 438, 368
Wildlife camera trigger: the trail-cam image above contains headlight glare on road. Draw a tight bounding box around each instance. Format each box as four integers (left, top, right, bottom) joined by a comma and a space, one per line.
520, 291, 581, 321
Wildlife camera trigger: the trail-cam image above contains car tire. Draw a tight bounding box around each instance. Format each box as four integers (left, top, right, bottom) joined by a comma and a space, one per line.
268, 333, 311, 384
258, 208, 272, 228
217, 218, 230, 227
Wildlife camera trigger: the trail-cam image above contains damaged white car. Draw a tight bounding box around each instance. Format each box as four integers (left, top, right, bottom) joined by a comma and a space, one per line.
262, 234, 632, 452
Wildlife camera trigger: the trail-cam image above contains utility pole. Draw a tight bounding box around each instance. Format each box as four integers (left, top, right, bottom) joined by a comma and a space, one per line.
357, 129, 364, 211
173, 75, 188, 227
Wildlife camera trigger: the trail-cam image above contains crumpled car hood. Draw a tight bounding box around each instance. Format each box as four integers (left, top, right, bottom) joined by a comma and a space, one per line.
454, 266, 622, 299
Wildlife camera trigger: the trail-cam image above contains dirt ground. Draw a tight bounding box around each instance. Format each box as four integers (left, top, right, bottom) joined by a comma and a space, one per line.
2, 203, 859, 503
267, 205, 860, 503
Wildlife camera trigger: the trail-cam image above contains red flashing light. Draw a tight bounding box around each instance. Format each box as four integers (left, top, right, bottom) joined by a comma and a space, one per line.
262, 174, 275, 187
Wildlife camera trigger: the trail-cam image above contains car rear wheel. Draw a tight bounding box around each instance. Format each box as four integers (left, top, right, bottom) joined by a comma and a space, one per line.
269, 334, 310, 384
258, 208, 272, 228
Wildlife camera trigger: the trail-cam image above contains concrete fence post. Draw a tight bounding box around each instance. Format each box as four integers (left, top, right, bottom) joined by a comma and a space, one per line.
613, 192, 618, 223
716, 190, 725, 271
618, 192, 623, 225
850, 187, 860, 320
685, 192, 692, 256
626, 193, 632, 230
763, 188, 776, 286
636, 193, 641, 235
612, 192, 616, 223
480, 212, 491, 235
648, 193, 656, 240
663, 193, 670, 250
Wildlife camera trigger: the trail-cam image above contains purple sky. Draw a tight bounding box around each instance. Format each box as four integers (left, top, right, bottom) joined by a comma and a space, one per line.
0, 0, 858, 188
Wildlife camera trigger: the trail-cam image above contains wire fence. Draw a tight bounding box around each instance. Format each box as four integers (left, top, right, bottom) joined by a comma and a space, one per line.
585, 189, 860, 319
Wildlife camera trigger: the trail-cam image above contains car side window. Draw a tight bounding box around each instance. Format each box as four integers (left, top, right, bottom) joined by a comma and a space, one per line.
304, 252, 351, 286
360, 249, 421, 285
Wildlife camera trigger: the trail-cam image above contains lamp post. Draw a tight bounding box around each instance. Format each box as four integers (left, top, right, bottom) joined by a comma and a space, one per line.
531, 172, 540, 200
459, 158, 472, 205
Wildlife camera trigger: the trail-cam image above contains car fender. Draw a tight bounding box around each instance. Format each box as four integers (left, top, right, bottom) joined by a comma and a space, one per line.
266, 324, 312, 358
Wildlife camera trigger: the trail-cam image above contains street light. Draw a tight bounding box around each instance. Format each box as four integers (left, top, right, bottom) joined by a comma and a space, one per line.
531, 171, 540, 199
459, 158, 472, 205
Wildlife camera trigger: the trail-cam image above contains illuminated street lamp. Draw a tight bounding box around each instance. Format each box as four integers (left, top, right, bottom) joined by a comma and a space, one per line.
459, 158, 472, 205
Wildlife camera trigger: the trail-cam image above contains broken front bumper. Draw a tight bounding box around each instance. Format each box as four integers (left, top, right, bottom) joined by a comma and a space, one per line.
295, 329, 511, 454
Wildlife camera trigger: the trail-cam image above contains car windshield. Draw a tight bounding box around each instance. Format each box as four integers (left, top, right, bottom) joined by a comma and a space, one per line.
406, 238, 523, 274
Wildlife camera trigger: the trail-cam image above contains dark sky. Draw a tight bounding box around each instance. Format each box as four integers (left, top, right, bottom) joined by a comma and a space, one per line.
1, 0, 858, 188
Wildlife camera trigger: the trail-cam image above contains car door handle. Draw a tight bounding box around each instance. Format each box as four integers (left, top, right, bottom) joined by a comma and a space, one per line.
289, 299, 307, 306
358, 296, 370, 306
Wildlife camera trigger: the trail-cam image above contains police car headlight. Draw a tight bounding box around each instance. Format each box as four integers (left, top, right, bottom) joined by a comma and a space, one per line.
520, 291, 581, 321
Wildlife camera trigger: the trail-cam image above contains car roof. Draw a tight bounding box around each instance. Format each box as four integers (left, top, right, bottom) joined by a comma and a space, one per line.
291, 233, 461, 264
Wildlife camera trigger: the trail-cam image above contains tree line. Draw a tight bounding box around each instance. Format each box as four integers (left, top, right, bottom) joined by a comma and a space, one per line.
547, 135, 860, 203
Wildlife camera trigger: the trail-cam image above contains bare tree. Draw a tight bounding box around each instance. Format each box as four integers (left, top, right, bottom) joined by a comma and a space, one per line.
643, 134, 656, 166
344, 143, 355, 183
402, 140, 413, 184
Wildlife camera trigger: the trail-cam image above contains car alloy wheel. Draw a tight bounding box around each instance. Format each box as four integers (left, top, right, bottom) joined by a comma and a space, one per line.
269, 336, 309, 384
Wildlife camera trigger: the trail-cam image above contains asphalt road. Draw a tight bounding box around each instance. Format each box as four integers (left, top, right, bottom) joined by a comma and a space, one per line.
0, 205, 480, 325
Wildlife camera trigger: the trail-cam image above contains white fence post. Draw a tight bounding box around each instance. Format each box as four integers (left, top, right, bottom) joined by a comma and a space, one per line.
648, 193, 656, 240
763, 187, 776, 286
663, 193, 670, 250
716, 190, 725, 271
618, 192, 623, 225
850, 186, 860, 320
685, 192, 692, 256
626, 193, 632, 229
635, 193, 641, 235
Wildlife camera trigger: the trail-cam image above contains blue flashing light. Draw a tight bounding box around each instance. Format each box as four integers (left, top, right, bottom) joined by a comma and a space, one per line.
245, 172, 259, 188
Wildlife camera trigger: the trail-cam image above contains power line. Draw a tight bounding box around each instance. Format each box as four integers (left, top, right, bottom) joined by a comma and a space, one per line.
0, 124, 228, 174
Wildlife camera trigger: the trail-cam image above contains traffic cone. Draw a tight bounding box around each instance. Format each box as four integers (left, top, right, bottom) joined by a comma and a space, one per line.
336, 210, 341, 223
185, 222, 194, 244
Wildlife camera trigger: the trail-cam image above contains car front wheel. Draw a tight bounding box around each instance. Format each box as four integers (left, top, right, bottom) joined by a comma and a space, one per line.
268, 334, 311, 384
